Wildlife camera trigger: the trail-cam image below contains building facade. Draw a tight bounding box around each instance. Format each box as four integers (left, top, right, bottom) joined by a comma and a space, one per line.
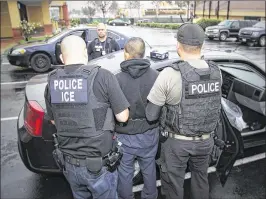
194, 1, 265, 21
0, 0, 69, 39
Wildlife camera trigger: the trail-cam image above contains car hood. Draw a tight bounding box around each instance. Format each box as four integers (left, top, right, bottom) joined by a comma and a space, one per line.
206, 25, 224, 30
12, 41, 48, 50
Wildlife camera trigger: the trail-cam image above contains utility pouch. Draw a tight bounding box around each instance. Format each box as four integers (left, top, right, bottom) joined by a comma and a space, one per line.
52, 149, 65, 171
85, 157, 102, 174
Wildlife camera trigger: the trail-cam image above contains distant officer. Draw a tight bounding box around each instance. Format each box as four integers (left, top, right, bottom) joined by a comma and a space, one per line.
146, 23, 222, 199
44, 35, 130, 199
115, 37, 159, 199
87, 23, 120, 61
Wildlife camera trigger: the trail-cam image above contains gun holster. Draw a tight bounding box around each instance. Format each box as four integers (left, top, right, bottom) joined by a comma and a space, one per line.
104, 140, 123, 173
52, 149, 65, 171
159, 131, 169, 143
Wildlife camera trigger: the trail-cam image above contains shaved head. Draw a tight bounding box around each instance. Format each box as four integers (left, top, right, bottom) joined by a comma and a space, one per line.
97, 23, 107, 39
124, 37, 146, 59
60, 35, 88, 65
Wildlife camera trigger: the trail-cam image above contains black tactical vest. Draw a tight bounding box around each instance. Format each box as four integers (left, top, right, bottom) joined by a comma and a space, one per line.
160, 60, 222, 137
48, 65, 115, 157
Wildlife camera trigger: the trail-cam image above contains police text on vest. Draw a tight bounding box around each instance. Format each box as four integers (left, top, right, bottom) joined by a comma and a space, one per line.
53, 79, 83, 102
189, 81, 220, 95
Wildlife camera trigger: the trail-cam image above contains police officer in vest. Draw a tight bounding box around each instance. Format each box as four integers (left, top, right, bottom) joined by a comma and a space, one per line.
87, 23, 120, 61
44, 35, 130, 199
115, 37, 160, 199
146, 24, 222, 199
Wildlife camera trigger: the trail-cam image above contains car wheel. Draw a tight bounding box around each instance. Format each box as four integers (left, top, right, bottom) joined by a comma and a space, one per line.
219, 32, 228, 41
112, 23, 115, 26
208, 37, 214, 40
30, 53, 51, 73
259, 36, 265, 47
124, 23, 128, 26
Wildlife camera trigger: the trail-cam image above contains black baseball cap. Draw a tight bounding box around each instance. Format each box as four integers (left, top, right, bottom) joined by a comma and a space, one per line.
176, 23, 205, 46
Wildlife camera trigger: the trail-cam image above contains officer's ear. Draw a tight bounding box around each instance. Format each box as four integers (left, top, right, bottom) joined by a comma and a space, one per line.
59, 54, 65, 64
124, 49, 130, 60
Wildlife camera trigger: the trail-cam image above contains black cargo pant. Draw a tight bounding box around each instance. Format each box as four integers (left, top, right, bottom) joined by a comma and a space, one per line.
158, 137, 214, 199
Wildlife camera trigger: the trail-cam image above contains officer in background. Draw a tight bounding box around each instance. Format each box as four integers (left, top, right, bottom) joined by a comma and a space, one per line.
87, 23, 120, 61
115, 37, 159, 199
44, 35, 130, 199
146, 24, 222, 199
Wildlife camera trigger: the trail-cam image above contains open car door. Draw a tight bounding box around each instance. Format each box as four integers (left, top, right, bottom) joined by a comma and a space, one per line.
215, 108, 244, 186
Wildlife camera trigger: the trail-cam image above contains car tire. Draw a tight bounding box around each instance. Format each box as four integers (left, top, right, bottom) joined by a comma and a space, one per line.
208, 37, 214, 40
259, 35, 265, 47
30, 53, 51, 73
112, 23, 116, 26
124, 23, 128, 26
219, 32, 228, 41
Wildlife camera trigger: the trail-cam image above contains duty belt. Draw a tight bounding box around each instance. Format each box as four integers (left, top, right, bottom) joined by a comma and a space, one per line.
168, 132, 213, 141
64, 155, 108, 167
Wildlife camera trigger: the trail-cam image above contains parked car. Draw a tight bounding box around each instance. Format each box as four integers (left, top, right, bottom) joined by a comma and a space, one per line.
7, 27, 130, 72
17, 48, 265, 187
205, 20, 258, 41
238, 21, 265, 47
108, 19, 131, 26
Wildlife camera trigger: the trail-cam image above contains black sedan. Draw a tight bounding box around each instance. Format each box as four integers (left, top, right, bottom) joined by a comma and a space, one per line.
17, 48, 266, 187
108, 19, 131, 26
7, 27, 130, 72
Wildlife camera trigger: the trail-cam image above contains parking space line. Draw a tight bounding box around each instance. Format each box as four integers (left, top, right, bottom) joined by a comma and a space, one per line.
1, 62, 9, 65
132, 152, 266, 193
1, 81, 28, 85
1, 116, 18, 121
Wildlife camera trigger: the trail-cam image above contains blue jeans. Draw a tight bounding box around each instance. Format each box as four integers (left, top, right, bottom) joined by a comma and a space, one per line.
117, 127, 159, 199
63, 162, 118, 199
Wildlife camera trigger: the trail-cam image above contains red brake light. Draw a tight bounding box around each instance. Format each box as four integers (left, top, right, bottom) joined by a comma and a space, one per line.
24, 101, 45, 137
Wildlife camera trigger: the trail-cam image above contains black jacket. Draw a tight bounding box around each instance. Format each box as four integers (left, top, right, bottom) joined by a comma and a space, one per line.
115, 59, 159, 134
87, 37, 120, 61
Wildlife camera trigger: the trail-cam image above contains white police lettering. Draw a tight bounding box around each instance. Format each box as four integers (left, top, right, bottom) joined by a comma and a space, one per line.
54, 80, 59, 90
78, 79, 83, 89
191, 82, 220, 95
70, 91, 75, 102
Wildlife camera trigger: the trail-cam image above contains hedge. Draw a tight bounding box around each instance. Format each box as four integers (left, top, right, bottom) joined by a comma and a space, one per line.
195, 18, 222, 30
136, 22, 180, 29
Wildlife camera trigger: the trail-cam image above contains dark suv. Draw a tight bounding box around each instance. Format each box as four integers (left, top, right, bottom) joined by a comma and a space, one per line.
205, 20, 257, 41
238, 21, 265, 47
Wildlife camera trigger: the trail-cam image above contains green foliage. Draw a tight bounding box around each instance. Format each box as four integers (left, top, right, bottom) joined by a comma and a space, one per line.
195, 18, 222, 30
136, 22, 180, 29
70, 18, 81, 27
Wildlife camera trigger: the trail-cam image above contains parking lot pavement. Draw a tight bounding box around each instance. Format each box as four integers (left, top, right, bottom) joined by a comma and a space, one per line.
1, 26, 265, 199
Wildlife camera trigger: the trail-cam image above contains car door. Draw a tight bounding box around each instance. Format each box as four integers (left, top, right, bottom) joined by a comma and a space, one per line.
108, 31, 125, 49
55, 30, 88, 64
215, 61, 265, 185
229, 21, 240, 36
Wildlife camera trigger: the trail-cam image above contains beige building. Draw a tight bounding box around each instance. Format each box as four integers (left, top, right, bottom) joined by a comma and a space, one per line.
194, 1, 265, 21
0, 0, 69, 39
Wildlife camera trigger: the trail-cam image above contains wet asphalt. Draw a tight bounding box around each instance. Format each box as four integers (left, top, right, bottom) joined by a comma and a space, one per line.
1, 26, 265, 199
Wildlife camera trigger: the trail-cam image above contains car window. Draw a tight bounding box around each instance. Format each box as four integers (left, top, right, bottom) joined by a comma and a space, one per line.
218, 20, 232, 27
88, 29, 98, 41
231, 21, 240, 29
219, 63, 265, 88
108, 31, 120, 40
69, 30, 86, 40
253, 21, 265, 28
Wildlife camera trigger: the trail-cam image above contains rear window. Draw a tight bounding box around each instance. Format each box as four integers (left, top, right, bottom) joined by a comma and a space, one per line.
253, 21, 265, 28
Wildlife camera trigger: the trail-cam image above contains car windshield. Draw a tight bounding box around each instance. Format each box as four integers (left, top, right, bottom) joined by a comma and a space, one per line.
218, 20, 232, 27
46, 29, 70, 42
253, 21, 265, 28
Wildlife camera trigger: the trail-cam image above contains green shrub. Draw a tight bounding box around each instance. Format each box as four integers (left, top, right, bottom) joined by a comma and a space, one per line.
196, 18, 221, 30
70, 18, 81, 27
135, 22, 180, 29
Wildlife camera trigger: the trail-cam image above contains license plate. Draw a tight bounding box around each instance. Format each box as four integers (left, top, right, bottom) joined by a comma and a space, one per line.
242, 38, 246, 42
